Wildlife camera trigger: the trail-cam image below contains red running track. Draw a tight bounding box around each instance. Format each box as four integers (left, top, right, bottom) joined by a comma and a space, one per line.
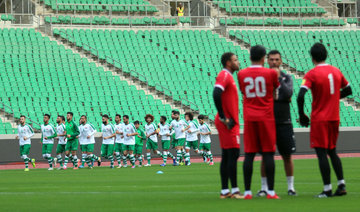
1, 153, 359, 170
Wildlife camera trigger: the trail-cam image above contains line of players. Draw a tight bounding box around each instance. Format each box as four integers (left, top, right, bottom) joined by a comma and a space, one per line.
16, 110, 214, 171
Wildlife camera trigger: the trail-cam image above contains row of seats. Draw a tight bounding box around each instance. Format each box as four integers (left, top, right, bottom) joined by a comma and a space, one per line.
0, 28, 176, 132
1, 14, 15, 22
41, 0, 158, 13
220, 17, 347, 27
46, 16, 191, 25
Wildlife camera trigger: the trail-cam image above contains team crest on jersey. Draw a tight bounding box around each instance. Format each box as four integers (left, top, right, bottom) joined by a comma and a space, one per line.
301, 79, 306, 85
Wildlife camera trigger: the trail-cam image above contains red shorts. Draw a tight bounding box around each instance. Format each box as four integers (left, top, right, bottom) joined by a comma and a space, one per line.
244, 120, 276, 153
215, 115, 240, 149
310, 121, 339, 149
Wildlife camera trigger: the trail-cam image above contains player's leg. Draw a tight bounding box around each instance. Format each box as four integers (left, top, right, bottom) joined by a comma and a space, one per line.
123, 149, 128, 167
315, 147, 332, 197
64, 142, 72, 169
184, 141, 191, 165
243, 152, 255, 198
56, 144, 64, 169
257, 160, 268, 197
262, 152, 276, 197
161, 141, 168, 166
80, 145, 86, 168
145, 139, 152, 166
121, 144, 128, 167
114, 143, 121, 168
220, 148, 230, 197
21, 144, 32, 171
108, 144, 115, 168
282, 154, 296, 195
227, 148, 240, 193
128, 146, 135, 168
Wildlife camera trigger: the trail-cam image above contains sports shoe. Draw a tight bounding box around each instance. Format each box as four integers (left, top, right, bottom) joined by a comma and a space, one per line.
206, 158, 210, 163
31, 158, 36, 168
185, 160, 189, 166
73, 167, 78, 170
63, 166, 67, 170
110, 165, 114, 169
333, 184, 347, 196
24, 168, 29, 172
57, 166, 63, 170
91, 160, 94, 167
173, 162, 179, 166
220, 193, 231, 199
97, 158, 101, 166
138, 165, 142, 167
209, 162, 214, 166
89, 166, 93, 169
315, 190, 332, 198
244, 194, 253, 200
288, 190, 297, 196
123, 165, 128, 168
267, 194, 280, 199
179, 162, 184, 166
160, 163, 166, 167
144, 164, 151, 167
48, 167, 54, 171
53, 158, 57, 167
202, 155, 207, 162
79, 165, 84, 169
172, 159, 177, 165
117, 165, 122, 169
256, 190, 267, 197
131, 166, 135, 169
231, 192, 244, 199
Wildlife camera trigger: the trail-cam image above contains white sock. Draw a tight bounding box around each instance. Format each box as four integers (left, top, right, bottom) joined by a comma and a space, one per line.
221, 189, 230, 195
231, 187, 239, 194
267, 190, 275, 196
244, 190, 252, 196
324, 184, 332, 191
287, 176, 295, 191
261, 177, 268, 191
338, 179, 345, 186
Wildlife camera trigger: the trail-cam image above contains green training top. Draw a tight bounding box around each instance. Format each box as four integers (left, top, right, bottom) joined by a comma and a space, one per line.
65, 120, 80, 142
135, 128, 146, 145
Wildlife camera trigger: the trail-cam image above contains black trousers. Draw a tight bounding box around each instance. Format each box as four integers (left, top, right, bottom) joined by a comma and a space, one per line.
220, 148, 240, 190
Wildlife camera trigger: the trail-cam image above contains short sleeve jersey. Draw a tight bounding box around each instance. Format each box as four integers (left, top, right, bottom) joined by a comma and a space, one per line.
186, 121, 199, 142
170, 119, 187, 139
114, 122, 125, 144
301, 64, 349, 121
18, 124, 34, 145
41, 124, 56, 144
123, 123, 136, 145
145, 122, 158, 142
79, 123, 96, 145
102, 123, 115, 144
159, 123, 171, 141
214, 69, 239, 124
56, 123, 67, 145
199, 123, 211, 144
237, 66, 280, 121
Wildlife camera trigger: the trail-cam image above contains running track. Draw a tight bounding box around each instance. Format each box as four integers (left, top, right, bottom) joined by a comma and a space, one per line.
1, 153, 359, 170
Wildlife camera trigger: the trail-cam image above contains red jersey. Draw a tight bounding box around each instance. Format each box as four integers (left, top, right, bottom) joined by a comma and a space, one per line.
237, 66, 280, 121
214, 69, 239, 124
301, 64, 349, 121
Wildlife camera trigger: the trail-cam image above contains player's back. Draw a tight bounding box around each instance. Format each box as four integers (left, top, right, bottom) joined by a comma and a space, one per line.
302, 64, 348, 121
237, 66, 279, 121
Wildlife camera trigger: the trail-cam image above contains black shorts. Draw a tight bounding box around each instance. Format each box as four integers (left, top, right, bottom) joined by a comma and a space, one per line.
276, 124, 296, 156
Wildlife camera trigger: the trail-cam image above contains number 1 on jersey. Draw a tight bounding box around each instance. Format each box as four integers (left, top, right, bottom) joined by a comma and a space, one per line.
328, 73, 334, 95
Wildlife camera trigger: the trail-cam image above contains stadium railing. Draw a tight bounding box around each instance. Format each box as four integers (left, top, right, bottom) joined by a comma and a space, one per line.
55, 29, 214, 120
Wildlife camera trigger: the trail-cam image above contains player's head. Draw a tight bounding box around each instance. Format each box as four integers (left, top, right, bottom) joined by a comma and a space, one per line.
102, 114, 109, 125
250, 45, 266, 65
185, 112, 193, 121
19, 115, 26, 125
67, 112, 73, 121
310, 42, 327, 64
60, 116, 65, 123
145, 114, 154, 123
56, 115, 62, 124
123, 115, 129, 124
179, 3, 182, 7
115, 114, 121, 124
267, 50, 282, 69
198, 114, 205, 124
160, 116, 167, 124
80, 115, 87, 124
221, 52, 239, 73
43, 114, 50, 123
134, 120, 140, 129
171, 110, 180, 120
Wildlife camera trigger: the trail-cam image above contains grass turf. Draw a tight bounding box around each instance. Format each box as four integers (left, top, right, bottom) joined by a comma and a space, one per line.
0, 157, 359, 212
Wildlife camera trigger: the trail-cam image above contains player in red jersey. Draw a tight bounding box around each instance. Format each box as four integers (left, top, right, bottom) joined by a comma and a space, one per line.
213, 52, 242, 199
297, 43, 352, 198
238, 45, 280, 200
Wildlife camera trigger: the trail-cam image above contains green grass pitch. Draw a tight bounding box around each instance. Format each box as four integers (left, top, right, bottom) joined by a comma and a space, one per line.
0, 158, 359, 212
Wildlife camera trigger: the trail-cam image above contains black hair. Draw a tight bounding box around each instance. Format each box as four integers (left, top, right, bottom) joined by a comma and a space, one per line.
67, 112, 73, 116
102, 114, 109, 119
268, 50, 281, 58
60, 116, 65, 121
145, 114, 154, 122
123, 115, 129, 119
250, 45, 266, 62
134, 120, 140, 125
310, 42, 328, 62
185, 112, 194, 120
160, 116, 167, 121
198, 115, 205, 120
81, 115, 87, 119
20, 115, 26, 118
172, 110, 180, 115
115, 114, 121, 118
44, 114, 50, 118
221, 52, 235, 68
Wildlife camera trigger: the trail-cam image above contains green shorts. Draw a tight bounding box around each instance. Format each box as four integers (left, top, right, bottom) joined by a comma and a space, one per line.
101, 144, 114, 157
123, 144, 135, 151
134, 144, 143, 155
65, 140, 78, 151
114, 143, 124, 153
162, 140, 171, 150
174, 138, 185, 147
146, 139, 158, 150
42, 144, 54, 154
80, 144, 94, 153
185, 140, 198, 150
56, 144, 66, 154
199, 143, 211, 151
19, 144, 31, 156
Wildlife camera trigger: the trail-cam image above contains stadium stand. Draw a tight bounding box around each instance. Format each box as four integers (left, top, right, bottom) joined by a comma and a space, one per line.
0, 28, 175, 132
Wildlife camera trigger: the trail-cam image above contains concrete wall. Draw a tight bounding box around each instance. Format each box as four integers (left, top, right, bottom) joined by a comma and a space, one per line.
1, 128, 360, 163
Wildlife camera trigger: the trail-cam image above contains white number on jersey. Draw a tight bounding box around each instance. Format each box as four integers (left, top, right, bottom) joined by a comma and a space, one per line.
244, 76, 266, 98
328, 73, 335, 95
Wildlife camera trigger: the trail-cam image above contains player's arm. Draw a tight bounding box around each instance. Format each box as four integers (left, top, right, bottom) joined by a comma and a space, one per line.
47, 126, 57, 139
213, 87, 235, 129
68, 122, 80, 138
296, 87, 310, 127
87, 124, 97, 138
279, 73, 293, 100
24, 125, 34, 140
340, 84, 352, 99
